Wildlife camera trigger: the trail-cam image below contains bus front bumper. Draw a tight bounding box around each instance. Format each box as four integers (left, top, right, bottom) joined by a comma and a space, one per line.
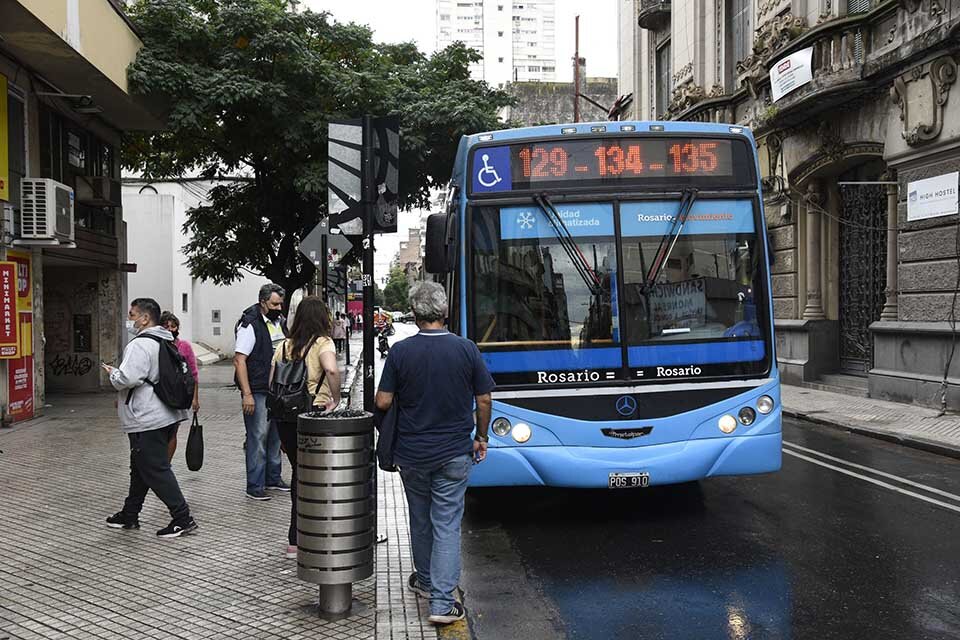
468, 433, 782, 488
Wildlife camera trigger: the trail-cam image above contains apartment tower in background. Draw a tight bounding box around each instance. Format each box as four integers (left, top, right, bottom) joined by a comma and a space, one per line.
436, 0, 556, 86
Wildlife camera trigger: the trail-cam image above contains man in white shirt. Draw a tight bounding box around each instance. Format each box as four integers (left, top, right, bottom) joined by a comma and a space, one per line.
234, 283, 289, 500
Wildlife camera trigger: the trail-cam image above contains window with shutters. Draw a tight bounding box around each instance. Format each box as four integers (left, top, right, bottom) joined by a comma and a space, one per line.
847, 0, 871, 61
730, 0, 752, 72
656, 42, 671, 118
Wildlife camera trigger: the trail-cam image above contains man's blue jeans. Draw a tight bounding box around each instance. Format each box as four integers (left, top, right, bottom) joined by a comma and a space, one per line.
400, 454, 472, 615
243, 393, 282, 493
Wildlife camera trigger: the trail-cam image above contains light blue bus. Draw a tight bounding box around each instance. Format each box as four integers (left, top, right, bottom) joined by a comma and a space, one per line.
423, 121, 781, 489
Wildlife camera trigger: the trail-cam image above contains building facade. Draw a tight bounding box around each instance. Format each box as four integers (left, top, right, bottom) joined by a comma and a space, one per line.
395, 227, 423, 285
503, 76, 620, 125
436, 0, 557, 85
619, 0, 960, 409
122, 180, 273, 357
0, 0, 160, 420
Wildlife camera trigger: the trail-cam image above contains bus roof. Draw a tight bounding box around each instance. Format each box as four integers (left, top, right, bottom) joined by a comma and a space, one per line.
464, 121, 755, 147
450, 121, 756, 187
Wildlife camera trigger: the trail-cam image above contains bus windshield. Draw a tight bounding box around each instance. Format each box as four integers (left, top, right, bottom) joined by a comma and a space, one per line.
619, 199, 767, 377
470, 198, 770, 385
472, 203, 619, 351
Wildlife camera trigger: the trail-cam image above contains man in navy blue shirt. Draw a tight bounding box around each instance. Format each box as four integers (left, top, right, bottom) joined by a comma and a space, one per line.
376, 281, 494, 625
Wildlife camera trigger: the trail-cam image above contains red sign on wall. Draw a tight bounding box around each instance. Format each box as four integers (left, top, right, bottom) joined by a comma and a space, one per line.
0, 262, 17, 358
8, 354, 33, 420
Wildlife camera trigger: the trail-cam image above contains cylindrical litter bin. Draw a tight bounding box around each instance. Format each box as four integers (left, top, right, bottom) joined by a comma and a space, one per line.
297, 409, 375, 609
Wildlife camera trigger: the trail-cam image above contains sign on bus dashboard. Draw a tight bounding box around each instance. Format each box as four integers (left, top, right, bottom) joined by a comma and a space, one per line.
470, 136, 754, 194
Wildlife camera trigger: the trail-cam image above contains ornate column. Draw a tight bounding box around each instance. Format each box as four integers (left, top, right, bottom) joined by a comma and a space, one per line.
880, 177, 899, 321
802, 182, 826, 320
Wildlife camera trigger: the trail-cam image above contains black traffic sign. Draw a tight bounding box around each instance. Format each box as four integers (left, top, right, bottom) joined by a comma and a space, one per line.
328, 116, 399, 235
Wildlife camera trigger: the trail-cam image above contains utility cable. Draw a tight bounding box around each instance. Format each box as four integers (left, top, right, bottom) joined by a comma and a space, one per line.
786, 184, 898, 232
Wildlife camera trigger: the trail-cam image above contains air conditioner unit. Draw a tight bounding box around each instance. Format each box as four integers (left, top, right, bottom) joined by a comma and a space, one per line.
18, 178, 75, 245
75, 175, 122, 207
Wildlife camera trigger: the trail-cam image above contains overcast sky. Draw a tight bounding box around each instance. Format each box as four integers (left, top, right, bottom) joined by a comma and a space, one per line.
302, 0, 619, 83
304, 0, 619, 283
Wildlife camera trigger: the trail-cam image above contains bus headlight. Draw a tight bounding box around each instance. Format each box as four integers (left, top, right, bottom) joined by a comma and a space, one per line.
756, 395, 775, 415
738, 407, 756, 426
512, 423, 532, 443
718, 415, 737, 434
492, 418, 512, 437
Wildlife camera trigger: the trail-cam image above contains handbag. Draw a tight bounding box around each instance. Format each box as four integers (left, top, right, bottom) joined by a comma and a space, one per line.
373, 399, 400, 472
185, 412, 204, 471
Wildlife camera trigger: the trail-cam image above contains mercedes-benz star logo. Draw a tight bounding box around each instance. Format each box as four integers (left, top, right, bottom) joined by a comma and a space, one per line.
615, 395, 637, 417
517, 212, 535, 230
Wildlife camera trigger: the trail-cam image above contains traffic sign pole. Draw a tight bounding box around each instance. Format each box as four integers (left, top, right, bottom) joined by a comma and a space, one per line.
362, 114, 376, 413
344, 271, 351, 367
321, 233, 328, 302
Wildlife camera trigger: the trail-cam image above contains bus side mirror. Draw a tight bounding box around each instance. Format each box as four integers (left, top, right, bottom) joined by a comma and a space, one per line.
767, 231, 776, 266
425, 213, 456, 274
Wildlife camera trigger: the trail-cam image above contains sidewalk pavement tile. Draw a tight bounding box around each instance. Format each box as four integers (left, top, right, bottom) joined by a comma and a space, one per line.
781, 384, 960, 454
0, 332, 439, 640
0, 376, 374, 639
375, 471, 439, 640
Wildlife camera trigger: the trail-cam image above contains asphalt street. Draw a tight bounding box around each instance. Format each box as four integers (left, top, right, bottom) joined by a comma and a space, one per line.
379, 324, 960, 640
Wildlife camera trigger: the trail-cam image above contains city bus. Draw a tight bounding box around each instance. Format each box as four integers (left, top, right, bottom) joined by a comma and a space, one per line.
423, 121, 781, 489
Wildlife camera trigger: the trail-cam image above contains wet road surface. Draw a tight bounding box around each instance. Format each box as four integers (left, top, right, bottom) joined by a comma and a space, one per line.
376, 325, 960, 639
459, 418, 960, 640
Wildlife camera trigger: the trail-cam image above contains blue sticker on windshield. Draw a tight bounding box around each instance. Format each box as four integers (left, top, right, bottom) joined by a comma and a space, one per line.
621, 200, 755, 237
500, 203, 614, 240
471, 147, 512, 194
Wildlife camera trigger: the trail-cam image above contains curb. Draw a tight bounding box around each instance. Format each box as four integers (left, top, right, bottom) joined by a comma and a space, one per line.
436, 586, 473, 640
342, 341, 364, 409
784, 408, 960, 461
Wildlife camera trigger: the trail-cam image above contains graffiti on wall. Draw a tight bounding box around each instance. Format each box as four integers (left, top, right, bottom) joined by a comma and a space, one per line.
43, 276, 99, 389
47, 353, 94, 377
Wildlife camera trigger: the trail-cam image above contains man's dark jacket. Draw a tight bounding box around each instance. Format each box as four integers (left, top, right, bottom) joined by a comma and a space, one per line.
235, 304, 286, 394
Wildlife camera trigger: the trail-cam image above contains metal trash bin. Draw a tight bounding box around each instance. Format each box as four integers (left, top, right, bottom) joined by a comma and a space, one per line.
297, 409, 375, 616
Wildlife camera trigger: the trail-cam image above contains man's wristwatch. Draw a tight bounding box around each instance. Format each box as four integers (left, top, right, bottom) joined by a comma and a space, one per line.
474, 434, 489, 443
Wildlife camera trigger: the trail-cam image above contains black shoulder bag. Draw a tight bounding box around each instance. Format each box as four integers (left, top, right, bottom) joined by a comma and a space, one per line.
185, 412, 204, 471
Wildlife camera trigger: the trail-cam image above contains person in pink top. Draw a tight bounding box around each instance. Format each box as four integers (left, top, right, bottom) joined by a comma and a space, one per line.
160, 311, 200, 461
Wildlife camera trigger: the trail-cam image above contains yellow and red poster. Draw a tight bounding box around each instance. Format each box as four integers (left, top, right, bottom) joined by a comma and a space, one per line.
0, 73, 8, 202
6, 250, 33, 420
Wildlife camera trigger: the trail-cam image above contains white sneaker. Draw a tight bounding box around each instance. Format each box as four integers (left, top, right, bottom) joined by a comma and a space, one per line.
428, 603, 466, 625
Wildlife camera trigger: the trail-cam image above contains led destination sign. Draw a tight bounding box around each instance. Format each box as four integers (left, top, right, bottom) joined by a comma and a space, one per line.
470, 137, 752, 194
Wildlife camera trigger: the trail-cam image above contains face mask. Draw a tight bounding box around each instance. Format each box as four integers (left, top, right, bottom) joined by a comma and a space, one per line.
126, 320, 138, 336
266, 309, 282, 322
171, 330, 180, 340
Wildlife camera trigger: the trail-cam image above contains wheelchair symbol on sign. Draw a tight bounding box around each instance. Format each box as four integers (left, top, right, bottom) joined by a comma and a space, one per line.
477, 154, 502, 188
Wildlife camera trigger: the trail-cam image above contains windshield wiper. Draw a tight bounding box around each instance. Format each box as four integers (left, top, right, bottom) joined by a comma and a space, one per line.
533, 194, 603, 297
642, 188, 699, 292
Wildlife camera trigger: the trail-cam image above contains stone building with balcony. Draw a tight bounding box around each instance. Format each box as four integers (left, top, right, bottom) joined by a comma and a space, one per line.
618, 0, 960, 409
0, 0, 161, 421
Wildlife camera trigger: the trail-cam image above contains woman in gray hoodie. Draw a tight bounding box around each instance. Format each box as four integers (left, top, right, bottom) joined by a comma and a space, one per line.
102, 297, 197, 539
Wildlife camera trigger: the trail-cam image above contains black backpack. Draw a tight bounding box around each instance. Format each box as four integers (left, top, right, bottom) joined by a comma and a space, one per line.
268, 337, 323, 422
126, 334, 195, 411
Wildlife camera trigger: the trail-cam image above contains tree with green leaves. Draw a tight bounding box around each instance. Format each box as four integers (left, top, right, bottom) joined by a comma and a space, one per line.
382, 266, 410, 311
123, 0, 511, 303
